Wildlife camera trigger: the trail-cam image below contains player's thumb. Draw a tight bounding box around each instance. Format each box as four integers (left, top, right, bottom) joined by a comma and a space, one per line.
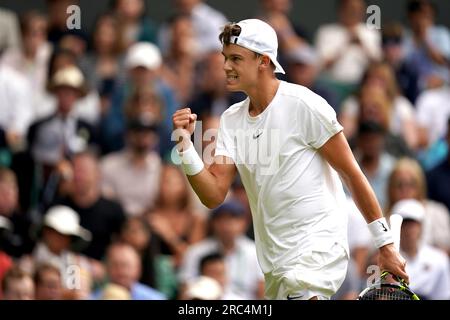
189, 113, 197, 122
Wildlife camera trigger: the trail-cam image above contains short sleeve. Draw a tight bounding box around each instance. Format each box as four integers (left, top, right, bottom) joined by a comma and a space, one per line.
300, 94, 343, 149
214, 115, 236, 162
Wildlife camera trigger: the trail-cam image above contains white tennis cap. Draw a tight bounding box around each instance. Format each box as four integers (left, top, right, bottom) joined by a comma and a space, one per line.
228, 19, 285, 74
391, 199, 425, 223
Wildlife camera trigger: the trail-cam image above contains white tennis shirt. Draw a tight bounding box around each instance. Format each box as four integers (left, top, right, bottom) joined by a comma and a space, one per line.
215, 81, 349, 274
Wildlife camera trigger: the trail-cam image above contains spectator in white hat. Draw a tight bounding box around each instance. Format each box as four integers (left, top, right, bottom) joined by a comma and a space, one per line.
392, 199, 450, 300
100, 42, 177, 157
19, 205, 92, 293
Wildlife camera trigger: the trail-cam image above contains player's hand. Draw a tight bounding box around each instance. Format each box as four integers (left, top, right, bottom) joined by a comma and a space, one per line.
172, 108, 197, 151
378, 243, 409, 283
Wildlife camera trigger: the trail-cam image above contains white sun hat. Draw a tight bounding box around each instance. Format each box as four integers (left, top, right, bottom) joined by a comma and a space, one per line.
228, 19, 285, 74
185, 276, 223, 300
125, 42, 162, 71
43, 205, 92, 242
391, 199, 425, 223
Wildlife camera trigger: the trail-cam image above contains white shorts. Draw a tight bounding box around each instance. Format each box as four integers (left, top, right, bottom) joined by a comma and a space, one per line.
264, 242, 349, 300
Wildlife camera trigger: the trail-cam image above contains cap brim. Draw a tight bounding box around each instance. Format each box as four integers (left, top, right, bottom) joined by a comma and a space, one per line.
272, 59, 285, 74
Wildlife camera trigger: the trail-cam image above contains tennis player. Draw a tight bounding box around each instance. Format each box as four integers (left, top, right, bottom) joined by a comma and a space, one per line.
172, 19, 408, 300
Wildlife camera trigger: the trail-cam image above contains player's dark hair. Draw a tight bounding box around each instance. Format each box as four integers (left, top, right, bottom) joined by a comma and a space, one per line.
219, 23, 242, 46
218, 22, 263, 60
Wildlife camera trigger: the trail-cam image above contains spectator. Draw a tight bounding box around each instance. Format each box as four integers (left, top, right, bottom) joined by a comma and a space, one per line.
111, 0, 158, 48
101, 117, 162, 217
426, 119, 450, 212
27, 65, 97, 209
404, 0, 450, 91
161, 0, 227, 57
1, 266, 35, 300
0, 167, 34, 258
34, 263, 63, 300
387, 157, 450, 254
353, 121, 396, 208
160, 14, 198, 106
79, 13, 126, 94
91, 242, 165, 300
100, 42, 177, 157
120, 216, 178, 299
393, 199, 450, 300
146, 165, 206, 268
55, 151, 126, 262
25, 206, 92, 291
1, 11, 52, 105
340, 62, 418, 150
315, 0, 382, 86
179, 201, 264, 300
382, 22, 420, 104
0, 7, 20, 50
286, 45, 339, 111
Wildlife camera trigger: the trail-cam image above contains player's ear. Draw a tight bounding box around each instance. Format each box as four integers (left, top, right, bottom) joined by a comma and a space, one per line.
259, 55, 271, 68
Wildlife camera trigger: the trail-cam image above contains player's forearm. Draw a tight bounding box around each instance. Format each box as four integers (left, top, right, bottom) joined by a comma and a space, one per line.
340, 169, 384, 223
187, 169, 228, 209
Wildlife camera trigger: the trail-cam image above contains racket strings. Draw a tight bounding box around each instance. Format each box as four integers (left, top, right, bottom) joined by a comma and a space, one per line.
360, 286, 414, 300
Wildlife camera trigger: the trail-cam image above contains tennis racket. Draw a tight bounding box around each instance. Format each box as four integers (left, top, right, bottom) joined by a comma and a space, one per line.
358, 214, 420, 300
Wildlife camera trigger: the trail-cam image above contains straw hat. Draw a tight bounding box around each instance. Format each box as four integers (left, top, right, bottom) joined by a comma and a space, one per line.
47, 65, 88, 96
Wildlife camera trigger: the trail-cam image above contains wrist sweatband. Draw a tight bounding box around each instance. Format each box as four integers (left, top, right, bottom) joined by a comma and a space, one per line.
177, 144, 204, 176
367, 217, 394, 248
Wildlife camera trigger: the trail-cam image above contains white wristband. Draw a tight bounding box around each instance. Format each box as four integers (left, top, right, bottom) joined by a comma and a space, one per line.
177, 144, 204, 176
367, 217, 394, 248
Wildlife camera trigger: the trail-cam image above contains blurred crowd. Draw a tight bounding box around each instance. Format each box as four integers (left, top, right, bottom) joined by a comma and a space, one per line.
0, 0, 450, 300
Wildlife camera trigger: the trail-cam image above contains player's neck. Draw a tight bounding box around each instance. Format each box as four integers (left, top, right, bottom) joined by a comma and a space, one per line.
248, 77, 280, 117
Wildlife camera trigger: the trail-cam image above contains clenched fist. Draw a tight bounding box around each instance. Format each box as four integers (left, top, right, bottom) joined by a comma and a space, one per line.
172, 108, 198, 151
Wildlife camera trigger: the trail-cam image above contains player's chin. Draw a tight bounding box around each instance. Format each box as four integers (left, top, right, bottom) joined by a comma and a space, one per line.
225, 82, 241, 92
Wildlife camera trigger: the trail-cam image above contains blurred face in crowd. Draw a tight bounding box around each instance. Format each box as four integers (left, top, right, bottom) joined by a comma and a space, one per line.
47, 0, 74, 28
159, 165, 187, 205
35, 268, 63, 300
0, 178, 18, 216
107, 244, 141, 289
22, 15, 47, 57
261, 0, 292, 13
42, 227, 72, 254
55, 86, 80, 116
94, 16, 118, 54
130, 66, 155, 88
175, 0, 200, 14
3, 277, 35, 300
211, 213, 246, 245
409, 4, 433, 34
121, 217, 150, 253
339, 0, 365, 27
288, 62, 317, 88
357, 131, 385, 160
72, 154, 100, 194
202, 259, 227, 288
115, 0, 144, 21
400, 220, 422, 252
127, 128, 157, 155
170, 16, 196, 57
390, 169, 420, 202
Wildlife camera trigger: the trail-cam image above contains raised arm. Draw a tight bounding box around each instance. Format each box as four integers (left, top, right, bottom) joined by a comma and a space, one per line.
318, 131, 409, 282
173, 108, 237, 209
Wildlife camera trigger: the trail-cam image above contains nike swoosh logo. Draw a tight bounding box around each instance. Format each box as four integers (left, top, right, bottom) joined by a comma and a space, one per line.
378, 221, 388, 232
287, 294, 304, 300
253, 130, 263, 139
